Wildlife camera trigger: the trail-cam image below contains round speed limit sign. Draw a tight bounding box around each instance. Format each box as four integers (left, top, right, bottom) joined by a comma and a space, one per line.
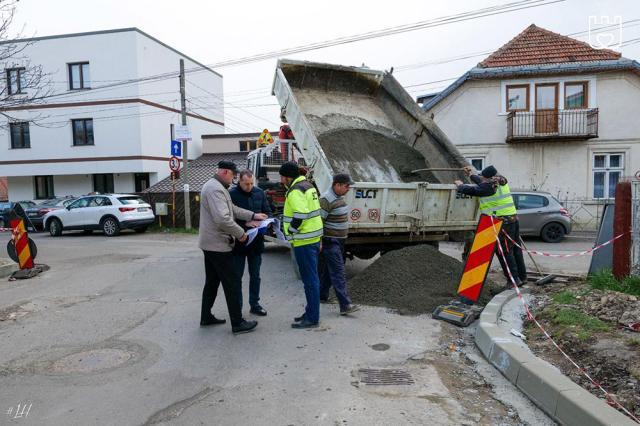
169, 156, 181, 172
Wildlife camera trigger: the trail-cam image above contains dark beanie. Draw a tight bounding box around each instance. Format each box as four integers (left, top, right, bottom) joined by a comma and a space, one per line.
481, 165, 498, 178
279, 162, 300, 178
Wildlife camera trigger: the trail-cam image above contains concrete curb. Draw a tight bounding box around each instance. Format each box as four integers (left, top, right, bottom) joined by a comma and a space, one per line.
475, 290, 636, 426
0, 258, 17, 279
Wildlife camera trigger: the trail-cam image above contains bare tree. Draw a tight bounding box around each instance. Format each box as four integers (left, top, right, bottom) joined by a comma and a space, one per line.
0, 0, 52, 127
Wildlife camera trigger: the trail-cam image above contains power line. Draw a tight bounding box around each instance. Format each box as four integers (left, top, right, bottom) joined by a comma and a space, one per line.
186, 78, 281, 128
2, 0, 563, 107
394, 18, 640, 73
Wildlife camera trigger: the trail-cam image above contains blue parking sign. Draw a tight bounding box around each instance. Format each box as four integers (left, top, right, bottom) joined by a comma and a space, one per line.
171, 140, 182, 157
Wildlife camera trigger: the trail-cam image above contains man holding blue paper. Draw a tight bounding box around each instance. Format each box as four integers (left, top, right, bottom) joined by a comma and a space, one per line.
230, 169, 273, 316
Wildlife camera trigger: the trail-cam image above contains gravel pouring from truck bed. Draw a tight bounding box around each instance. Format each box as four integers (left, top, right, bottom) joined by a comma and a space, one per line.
348, 244, 500, 315
317, 128, 439, 183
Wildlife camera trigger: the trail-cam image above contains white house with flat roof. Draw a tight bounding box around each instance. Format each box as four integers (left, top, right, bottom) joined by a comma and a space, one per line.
0, 28, 224, 201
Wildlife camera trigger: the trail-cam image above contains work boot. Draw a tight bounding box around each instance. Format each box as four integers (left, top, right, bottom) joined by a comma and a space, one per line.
200, 316, 226, 326
293, 314, 306, 322
232, 320, 258, 334
291, 319, 319, 329
250, 305, 267, 316
340, 304, 361, 316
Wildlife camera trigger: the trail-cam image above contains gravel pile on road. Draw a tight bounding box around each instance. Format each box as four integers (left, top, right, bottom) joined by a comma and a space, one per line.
348, 244, 499, 315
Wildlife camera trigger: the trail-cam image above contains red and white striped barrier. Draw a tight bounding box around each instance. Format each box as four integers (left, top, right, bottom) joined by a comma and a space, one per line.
489, 216, 640, 423
502, 228, 629, 258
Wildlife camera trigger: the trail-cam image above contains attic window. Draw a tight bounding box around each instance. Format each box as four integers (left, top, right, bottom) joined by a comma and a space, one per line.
506, 84, 529, 112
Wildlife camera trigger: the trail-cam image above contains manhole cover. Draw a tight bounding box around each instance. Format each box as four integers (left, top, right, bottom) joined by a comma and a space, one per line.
358, 368, 415, 386
51, 349, 132, 374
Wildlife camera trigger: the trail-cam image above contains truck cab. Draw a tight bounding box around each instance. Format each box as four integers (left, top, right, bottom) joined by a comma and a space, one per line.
246, 139, 306, 215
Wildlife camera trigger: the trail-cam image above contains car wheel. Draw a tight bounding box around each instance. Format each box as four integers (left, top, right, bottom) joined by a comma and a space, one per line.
134, 227, 148, 234
541, 222, 565, 243
101, 217, 120, 237
49, 218, 63, 237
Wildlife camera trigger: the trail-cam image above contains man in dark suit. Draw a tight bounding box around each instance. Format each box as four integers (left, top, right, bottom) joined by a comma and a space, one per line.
230, 169, 273, 316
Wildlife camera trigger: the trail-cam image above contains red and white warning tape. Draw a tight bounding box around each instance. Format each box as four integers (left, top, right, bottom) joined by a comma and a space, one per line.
502, 228, 629, 258
489, 216, 640, 423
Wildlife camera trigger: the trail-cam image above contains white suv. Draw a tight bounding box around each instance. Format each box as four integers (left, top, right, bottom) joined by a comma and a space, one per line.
44, 194, 155, 237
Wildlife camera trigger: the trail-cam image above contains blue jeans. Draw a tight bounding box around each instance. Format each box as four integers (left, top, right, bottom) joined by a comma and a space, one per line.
233, 252, 262, 310
293, 242, 321, 324
319, 238, 352, 309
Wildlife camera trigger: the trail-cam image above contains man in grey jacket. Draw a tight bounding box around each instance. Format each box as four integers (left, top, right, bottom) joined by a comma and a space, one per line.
199, 161, 267, 334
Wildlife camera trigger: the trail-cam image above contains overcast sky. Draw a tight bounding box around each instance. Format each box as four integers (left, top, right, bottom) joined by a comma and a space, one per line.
11, 0, 640, 133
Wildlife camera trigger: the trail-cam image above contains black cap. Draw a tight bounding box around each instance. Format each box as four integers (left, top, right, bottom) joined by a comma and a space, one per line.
481, 165, 498, 178
333, 173, 354, 185
279, 162, 300, 178
218, 160, 238, 173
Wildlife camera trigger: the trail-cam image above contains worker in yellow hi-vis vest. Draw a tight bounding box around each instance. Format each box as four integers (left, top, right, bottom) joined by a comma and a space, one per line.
279, 161, 324, 329
454, 165, 527, 289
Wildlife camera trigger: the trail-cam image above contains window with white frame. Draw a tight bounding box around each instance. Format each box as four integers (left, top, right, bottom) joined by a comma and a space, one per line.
466, 157, 484, 173
592, 153, 624, 199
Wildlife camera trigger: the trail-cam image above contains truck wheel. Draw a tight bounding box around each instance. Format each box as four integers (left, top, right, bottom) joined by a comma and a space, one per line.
352, 249, 379, 260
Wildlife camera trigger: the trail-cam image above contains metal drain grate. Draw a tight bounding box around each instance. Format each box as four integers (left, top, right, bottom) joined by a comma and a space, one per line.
358, 368, 415, 386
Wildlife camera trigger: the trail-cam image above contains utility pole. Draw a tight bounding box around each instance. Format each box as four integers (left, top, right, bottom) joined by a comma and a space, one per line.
179, 59, 191, 229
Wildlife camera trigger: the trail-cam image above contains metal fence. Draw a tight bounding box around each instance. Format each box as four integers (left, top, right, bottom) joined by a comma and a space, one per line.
556, 197, 608, 232
632, 181, 640, 276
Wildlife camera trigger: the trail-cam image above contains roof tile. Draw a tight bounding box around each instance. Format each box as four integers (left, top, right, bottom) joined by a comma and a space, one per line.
144, 152, 248, 194
479, 24, 621, 68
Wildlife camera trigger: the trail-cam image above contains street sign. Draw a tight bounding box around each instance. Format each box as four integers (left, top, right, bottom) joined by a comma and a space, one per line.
171, 140, 182, 157
257, 129, 274, 146
175, 124, 192, 141
169, 156, 181, 172
155, 203, 168, 216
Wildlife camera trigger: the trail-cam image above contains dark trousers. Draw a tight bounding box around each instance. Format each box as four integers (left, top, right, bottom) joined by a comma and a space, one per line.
319, 237, 352, 308
293, 242, 321, 324
496, 221, 527, 284
232, 251, 262, 309
201, 250, 243, 326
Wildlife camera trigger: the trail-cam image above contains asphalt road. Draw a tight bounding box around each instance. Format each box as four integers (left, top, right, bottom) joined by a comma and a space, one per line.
0, 231, 561, 425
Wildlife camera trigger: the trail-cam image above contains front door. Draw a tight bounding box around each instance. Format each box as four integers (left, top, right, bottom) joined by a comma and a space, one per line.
535, 83, 559, 134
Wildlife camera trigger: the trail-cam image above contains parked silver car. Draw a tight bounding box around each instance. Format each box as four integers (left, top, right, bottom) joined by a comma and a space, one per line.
512, 191, 572, 243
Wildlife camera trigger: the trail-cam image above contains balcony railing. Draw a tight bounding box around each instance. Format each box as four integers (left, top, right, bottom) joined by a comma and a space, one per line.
506, 108, 599, 142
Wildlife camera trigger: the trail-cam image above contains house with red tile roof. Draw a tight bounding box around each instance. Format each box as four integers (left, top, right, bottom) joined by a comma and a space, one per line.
422, 24, 640, 231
